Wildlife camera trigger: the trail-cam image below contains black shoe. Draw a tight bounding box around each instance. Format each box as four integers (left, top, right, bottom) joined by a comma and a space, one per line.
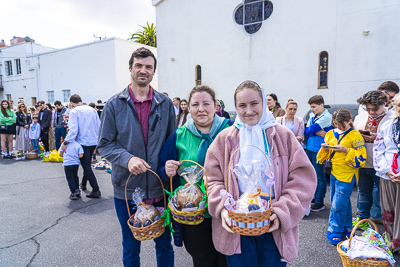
75, 189, 81, 197
80, 184, 87, 191
310, 203, 325, 212
69, 193, 77, 200
311, 198, 316, 204
10, 154, 16, 158
3, 155, 10, 159
86, 190, 101, 198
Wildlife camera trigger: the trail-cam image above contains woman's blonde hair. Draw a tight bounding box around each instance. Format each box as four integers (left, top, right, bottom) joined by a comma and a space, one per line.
16, 103, 28, 113
286, 99, 298, 108
392, 94, 400, 118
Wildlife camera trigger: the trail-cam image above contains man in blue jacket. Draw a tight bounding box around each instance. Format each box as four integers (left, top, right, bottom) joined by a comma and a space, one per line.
305, 95, 333, 212
97, 47, 176, 267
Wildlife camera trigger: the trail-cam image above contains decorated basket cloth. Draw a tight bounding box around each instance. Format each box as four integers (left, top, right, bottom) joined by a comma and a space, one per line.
337, 219, 392, 267
226, 145, 273, 236
167, 160, 208, 226
125, 169, 167, 241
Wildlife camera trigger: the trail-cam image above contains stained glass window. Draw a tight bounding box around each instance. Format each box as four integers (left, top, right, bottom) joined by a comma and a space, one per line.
318, 51, 329, 88
234, 0, 273, 34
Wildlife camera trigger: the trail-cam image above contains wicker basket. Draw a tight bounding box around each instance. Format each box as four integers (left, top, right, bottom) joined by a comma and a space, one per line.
168, 160, 208, 225
25, 152, 39, 160
126, 169, 166, 241
337, 219, 391, 267
226, 145, 273, 236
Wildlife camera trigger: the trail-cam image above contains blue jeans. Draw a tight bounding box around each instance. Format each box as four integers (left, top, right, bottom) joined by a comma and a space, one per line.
54, 127, 67, 151
357, 168, 381, 220
226, 233, 286, 267
328, 174, 356, 235
307, 150, 326, 204
114, 197, 174, 267
31, 139, 39, 153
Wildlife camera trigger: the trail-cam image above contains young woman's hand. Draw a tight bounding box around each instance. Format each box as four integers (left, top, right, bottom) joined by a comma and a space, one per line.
333, 144, 349, 153
165, 160, 181, 177
221, 208, 234, 233
386, 171, 396, 180
321, 143, 330, 152
267, 213, 280, 232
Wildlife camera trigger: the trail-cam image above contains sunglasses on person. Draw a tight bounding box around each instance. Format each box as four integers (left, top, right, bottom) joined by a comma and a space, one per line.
363, 107, 380, 112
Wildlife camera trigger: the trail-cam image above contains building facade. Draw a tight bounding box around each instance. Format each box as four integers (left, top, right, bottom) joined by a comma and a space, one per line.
152, 0, 400, 114
0, 37, 158, 106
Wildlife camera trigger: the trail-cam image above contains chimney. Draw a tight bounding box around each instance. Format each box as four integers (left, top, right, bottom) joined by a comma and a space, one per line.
10, 36, 35, 45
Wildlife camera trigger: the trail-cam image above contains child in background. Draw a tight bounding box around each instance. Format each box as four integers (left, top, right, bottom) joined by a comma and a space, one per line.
317, 109, 366, 245
304, 95, 333, 212
29, 116, 41, 153
59, 141, 84, 200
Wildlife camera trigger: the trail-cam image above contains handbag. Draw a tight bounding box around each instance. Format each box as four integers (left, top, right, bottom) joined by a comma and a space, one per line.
323, 129, 352, 174
0, 124, 8, 130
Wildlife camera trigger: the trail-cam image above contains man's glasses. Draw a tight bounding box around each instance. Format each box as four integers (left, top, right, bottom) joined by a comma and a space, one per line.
363, 107, 380, 112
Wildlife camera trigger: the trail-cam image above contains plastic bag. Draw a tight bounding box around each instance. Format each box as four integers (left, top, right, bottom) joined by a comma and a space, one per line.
130, 188, 161, 228
170, 165, 205, 211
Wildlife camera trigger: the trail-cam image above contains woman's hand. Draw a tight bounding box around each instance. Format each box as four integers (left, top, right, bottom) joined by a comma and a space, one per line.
333, 144, 348, 153
386, 171, 396, 179
267, 213, 280, 232
321, 143, 330, 152
24, 125, 29, 130
165, 160, 181, 177
221, 208, 234, 233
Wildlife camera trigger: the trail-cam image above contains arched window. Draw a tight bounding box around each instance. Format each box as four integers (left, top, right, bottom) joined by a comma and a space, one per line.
318, 51, 328, 89
196, 65, 202, 85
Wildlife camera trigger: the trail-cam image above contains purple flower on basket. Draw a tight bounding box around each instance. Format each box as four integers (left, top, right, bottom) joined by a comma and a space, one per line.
265, 171, 275, 188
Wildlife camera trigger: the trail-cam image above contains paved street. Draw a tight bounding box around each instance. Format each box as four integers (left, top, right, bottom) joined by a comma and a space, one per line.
1, 157, 399, 267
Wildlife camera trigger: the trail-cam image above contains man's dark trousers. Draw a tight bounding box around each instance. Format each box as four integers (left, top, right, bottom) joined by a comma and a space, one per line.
80, 145, 99, 192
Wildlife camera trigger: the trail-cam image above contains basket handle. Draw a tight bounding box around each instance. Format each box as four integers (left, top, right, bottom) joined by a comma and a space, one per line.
348, 218, 378, 249
125, 169, 167, 219
225, 144, 273, 193
169, 159, 208, 193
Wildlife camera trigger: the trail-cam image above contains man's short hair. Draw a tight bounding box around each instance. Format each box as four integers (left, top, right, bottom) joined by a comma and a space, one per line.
97, 100, 102, 104
308, 95, 324, 105
70, 94, 82, 104
54, 100, 62, 106
129, 47, 157, 71
357, 90, 387, 107
163, 92, 169, 96
173, 97, 181, 102
37, 100, 45, 105
377, 81, 399, 94
88, 102, 96, 108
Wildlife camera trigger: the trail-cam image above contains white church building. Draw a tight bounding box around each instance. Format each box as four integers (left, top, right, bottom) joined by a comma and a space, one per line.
152, 0, 400, 114
0, 37, 158, 106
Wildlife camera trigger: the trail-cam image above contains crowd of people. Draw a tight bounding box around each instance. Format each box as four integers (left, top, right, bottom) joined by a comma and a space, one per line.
2, 46, 400, 266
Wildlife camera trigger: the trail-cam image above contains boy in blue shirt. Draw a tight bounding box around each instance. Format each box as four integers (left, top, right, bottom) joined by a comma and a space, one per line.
59, 141, 84, 200
305, 95, 333, 212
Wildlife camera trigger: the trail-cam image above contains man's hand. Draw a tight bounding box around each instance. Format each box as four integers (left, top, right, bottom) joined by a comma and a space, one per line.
361, 133, 377, 143
316, 130, 327, 137
128, 157, 151, 175
61, 143, 68, 153
221, 208, 234, 233
165, 160, 181, 177
267, 213, 280, 232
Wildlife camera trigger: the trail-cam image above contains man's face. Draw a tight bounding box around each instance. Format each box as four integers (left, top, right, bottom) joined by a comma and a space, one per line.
129, 56, 155, 87
173, 99, 180, 107
365, 104, 385, 118
39, 103, 46, 110
310, 103, 324, 116
55, 104, 63, 110
383, 90, 396, 105
9, 100, 14, 106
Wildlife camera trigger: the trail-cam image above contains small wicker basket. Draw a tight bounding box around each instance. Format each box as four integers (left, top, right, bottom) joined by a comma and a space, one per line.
126, 169, 166, 241
168, 160, 208, 225
337, 219, 391, 267
226, 145, 273, 236
25, 152, 39, 160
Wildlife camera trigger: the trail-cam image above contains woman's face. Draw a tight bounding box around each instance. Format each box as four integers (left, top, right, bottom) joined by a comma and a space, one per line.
2, 101, 9, 109
180, 101, 188, 111
286, 104, 297, 116
189, 92, 216, 129
235, 88, 263, 126
266, 96, 276, 108
216, 102, 221, 112
20, 105, 26, 112
333, 119, 351, 131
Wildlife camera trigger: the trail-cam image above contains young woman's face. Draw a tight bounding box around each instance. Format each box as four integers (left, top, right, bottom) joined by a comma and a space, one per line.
2, 101, 9, 109
236, 88, 263, 126
333, 119, 352, 131
189, 92, 216, 129
286, 104, 297, 116
20, 105, 26, 111
266, 96, 276, 108
180, 101, 188, 111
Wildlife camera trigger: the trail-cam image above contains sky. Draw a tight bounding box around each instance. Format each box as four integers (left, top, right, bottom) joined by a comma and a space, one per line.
1, 0, 156, 49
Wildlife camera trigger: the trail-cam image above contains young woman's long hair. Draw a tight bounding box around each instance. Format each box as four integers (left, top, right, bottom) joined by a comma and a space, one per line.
332, 109, 354, 129
1, 100, 10, 117
176, 99, 189, 126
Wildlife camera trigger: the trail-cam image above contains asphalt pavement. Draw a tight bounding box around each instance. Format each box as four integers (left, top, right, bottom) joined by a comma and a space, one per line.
0, 157, 399, 267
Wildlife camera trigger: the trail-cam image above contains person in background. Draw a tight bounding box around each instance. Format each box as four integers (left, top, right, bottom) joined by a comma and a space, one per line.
353, 90, 392, 229
15, 103, 31, 153
173, 97, 181, 116
59, 140, 84, 200
62, 103, 73, 127
29, 107, 35, 114
88, 102, 99, 162
46, 103, 56, 151
317, 109, 366, 245
0, 100, 17, 158
266, 93, 285, 118
34, 104, 40, 117
358, 81, 399, 114
276, 99, 304, 143
97, 47, 176, 267
373, 94, 400, 254
176, 99, 191, 127
29, 116, 41, 154
53, 101, 67, 151
37, 100, 52, 152
9, 99, 16, 111
216, 99, 230, 119
305, 95, 333, 212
